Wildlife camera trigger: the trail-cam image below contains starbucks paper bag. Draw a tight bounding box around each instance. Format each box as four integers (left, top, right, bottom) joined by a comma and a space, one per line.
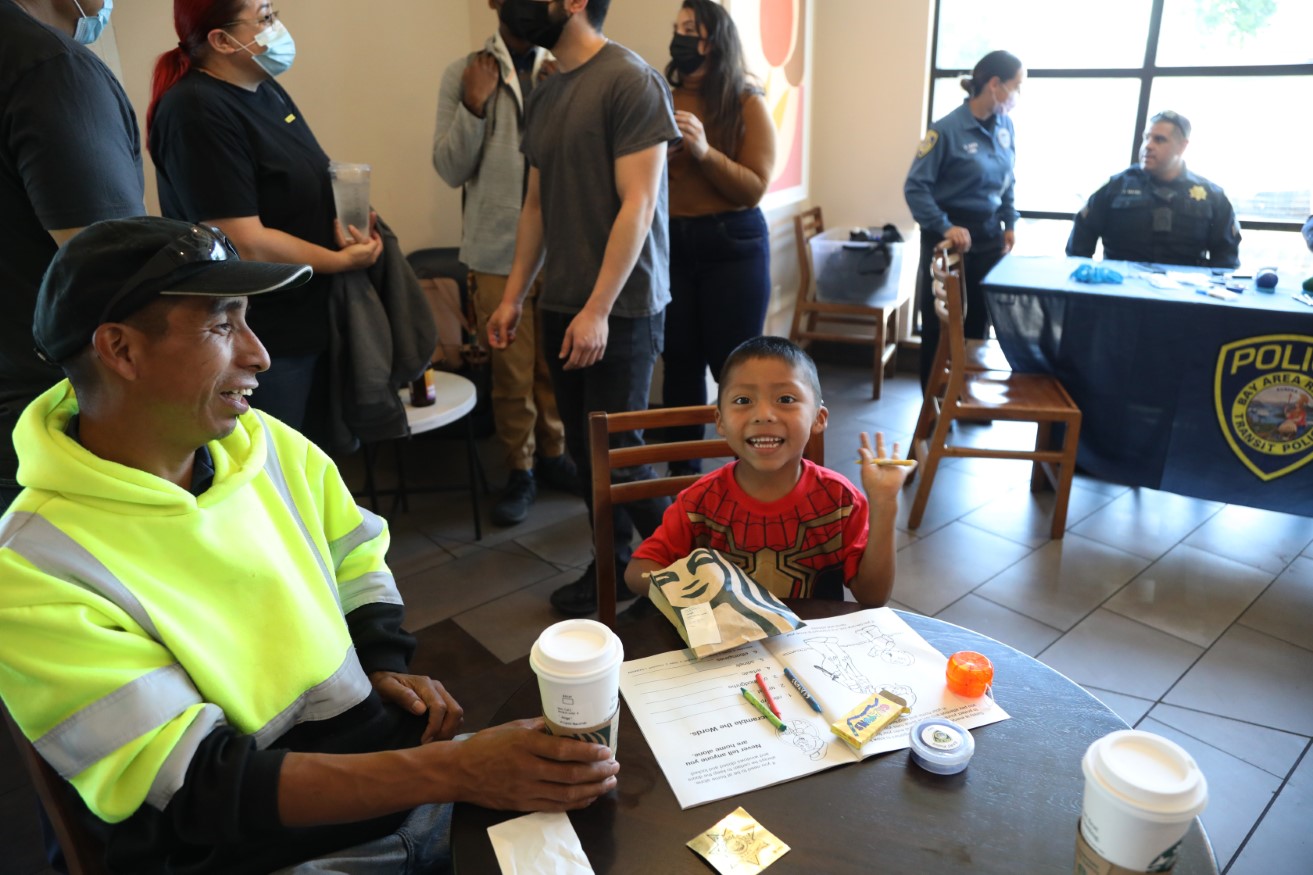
646, 548, 805, 658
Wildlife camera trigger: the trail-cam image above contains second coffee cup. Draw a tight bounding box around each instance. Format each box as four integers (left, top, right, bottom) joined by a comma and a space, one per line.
1076, 729, 1208, 873
530, 619, 623, 749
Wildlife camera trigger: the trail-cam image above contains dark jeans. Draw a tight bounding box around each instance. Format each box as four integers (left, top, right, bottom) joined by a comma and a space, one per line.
663, 208, 771, 444
541, 309, 669, 566
916, 231, 1006, 388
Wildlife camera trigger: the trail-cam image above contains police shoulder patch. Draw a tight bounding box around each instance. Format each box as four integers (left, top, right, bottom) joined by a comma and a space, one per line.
916, 130, 939, 158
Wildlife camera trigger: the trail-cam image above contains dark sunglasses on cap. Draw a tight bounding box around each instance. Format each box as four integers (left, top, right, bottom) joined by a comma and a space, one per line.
99, 224, 240, 323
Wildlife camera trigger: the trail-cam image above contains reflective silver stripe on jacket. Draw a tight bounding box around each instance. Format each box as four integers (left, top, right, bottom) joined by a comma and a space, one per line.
329, 509, 404, 613
251, 646, 372, 748
256, 413, 342, 611
146, 703, 225, 809
0, 512, 162, 640
328, 508, 385, 569
34, 664, 202, 780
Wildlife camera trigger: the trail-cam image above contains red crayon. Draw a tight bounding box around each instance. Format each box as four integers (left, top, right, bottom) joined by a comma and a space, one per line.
754, 672, 781, 718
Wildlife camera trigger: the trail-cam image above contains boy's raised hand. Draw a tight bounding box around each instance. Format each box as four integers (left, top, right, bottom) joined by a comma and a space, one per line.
856, 431, 916, 501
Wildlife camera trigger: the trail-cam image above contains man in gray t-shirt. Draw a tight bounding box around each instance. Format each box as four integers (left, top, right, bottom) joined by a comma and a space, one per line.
488, 0, 678, 617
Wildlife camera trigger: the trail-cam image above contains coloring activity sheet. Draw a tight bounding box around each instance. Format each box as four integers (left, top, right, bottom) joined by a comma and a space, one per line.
619, 608, 1011, 809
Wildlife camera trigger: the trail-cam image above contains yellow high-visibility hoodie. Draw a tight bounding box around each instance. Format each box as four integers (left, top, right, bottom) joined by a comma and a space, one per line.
0, 381, 421, 873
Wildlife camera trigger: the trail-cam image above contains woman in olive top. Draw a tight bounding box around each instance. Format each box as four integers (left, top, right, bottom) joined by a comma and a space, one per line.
904, 50, 1024, 389
663, 0, 776, 470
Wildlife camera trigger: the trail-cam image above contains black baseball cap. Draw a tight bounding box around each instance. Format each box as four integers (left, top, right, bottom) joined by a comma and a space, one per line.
34, 217, 312, 364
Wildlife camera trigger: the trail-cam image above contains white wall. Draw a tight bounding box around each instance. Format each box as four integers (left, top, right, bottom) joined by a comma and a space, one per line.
104, 0, 936, 323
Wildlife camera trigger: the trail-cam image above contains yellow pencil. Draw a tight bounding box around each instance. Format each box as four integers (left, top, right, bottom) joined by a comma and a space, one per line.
853, 458, 917, 467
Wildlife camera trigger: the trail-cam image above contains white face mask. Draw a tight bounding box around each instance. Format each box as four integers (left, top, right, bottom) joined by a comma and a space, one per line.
995, 85, 1018, 115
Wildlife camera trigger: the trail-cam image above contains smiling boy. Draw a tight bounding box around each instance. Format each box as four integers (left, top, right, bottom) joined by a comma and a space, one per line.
625, 336, 913, 607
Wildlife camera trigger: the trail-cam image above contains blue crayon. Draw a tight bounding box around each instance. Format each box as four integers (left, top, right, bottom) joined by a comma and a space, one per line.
784, 667, 823, 713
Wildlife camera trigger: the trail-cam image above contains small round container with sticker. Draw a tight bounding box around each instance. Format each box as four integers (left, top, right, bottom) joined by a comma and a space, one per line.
909, 716, 975, 775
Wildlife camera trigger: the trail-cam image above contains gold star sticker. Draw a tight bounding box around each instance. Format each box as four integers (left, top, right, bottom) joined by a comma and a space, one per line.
1189, 185, 1207, 201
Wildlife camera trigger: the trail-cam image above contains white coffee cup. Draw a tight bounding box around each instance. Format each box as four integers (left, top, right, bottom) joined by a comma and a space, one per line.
530, 619, 623, 748
1079, 730, 1208, 871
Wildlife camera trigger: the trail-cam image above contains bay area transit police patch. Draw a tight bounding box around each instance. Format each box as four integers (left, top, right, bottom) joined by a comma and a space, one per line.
1215, 335, 1313, 481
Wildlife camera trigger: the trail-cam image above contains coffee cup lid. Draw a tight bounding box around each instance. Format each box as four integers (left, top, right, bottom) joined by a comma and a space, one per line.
1085, 730, 1208, 817
530, 619, 622, 680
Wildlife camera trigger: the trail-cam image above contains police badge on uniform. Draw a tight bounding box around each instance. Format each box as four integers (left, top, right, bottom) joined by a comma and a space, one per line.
1215, 335, 1313, 480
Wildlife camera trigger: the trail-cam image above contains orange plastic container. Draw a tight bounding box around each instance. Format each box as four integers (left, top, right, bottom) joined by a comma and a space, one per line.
946, 650, 994, 698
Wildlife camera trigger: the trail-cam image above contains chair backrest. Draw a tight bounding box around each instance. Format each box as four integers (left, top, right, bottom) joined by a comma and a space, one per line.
589, 405, 825, 627
2, 705, 109, 875
793, 206, 825, 302
930, 246, 969, 399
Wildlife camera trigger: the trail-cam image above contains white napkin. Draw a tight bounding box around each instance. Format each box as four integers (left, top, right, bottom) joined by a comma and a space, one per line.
487, 811, 595, 875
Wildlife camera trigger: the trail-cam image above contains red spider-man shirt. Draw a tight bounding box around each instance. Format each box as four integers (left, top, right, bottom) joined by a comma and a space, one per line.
632, 460, 869, 599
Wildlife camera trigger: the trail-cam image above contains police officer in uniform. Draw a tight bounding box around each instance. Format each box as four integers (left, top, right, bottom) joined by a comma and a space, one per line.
1067, 110, 1240, 268
904, 50, 1023, 388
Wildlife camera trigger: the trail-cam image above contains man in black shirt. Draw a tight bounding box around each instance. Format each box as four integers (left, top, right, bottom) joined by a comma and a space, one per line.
1067, 110, 1240, 268
0, 0, 144, 509
3, 8, 142, 870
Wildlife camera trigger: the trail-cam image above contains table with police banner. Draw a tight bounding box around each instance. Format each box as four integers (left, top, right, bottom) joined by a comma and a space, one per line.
982, 255, 1313, 515
448, 600, 1217, 874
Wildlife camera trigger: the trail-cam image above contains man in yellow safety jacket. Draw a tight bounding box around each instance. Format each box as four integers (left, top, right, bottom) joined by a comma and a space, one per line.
0, 217, 618, 874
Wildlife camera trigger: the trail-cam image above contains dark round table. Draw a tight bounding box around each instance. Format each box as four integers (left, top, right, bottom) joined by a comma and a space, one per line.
452, 602, 1217, 874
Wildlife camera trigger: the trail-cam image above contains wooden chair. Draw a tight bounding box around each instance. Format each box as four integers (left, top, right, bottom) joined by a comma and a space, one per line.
787, 206, 908, 400
907, 247, 1081, 539
3, 705, 109, 875
589, 405, 825, 627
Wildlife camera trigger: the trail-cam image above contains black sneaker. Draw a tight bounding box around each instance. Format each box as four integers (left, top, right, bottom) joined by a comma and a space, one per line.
550, 561, 636, 616
536, 453, 581, 495
491, 469, 536, 526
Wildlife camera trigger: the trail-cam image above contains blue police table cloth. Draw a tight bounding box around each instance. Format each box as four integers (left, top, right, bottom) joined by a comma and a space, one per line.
982, 255, 1311, 515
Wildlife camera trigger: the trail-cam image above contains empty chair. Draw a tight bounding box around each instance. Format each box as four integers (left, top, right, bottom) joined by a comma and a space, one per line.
907, 247, 1081, 539
787, 206, 907, 399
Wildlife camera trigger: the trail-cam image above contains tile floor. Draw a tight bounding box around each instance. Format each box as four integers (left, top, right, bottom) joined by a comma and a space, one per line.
4, 362, 1310, 873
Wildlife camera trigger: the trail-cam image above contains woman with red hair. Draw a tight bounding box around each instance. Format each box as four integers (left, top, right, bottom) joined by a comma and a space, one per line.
148, 0, 381, 437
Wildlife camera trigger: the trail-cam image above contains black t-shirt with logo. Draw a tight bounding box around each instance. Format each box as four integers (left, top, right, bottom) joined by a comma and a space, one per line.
150, 70, 336, 356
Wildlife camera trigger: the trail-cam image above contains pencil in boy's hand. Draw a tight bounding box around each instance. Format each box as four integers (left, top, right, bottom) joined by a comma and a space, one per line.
853, 457, 917, 467
754, 672, 781, 717
741, 687, 787, 731
783, 667, 823, 714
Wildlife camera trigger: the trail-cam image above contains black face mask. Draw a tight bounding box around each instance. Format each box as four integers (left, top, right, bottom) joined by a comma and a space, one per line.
505, 0, 569, 50
669, 33, 704, 76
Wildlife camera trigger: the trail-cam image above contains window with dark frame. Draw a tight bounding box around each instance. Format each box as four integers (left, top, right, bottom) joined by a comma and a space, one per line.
925, 0, 1313, 272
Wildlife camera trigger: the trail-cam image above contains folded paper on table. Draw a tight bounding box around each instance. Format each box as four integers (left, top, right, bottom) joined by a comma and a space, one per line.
487, 811, 594, 875
687, 806, 789, 874
619, 607, 1011, 809
647, 548, 805, 658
